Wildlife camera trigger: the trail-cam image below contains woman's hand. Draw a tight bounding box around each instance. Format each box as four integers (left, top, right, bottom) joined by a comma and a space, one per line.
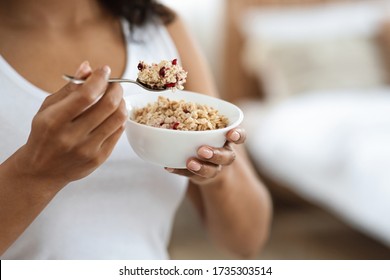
166, 127, 247, 185
13, 62, 128, 188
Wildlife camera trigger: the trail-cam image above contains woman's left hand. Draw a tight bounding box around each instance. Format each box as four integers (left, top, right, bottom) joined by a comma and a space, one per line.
165, 127, 247, 185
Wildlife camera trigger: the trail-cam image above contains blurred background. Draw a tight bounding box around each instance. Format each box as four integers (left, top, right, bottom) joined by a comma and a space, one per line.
161, 0, 390, 259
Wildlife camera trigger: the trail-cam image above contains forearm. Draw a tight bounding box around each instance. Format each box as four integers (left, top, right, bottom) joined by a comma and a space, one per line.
0, 64, 126, 256
0, 148, 63, 255
191, 148, 272, 258
168, 15, 272, 258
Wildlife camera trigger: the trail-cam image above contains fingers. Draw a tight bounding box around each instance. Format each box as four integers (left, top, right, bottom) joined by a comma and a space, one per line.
165, 142, 235, 180
48, 65, 111, 122
24, 63, 127, 186
81, 125, 126, 169
38, 61, 92, 113
100, 125, 126, 157
192, 128, 246, 168
197, 143, 236, 166
87, 99, 128, 147
226, 127, 246, 144
183, 142, 234, 179
188, 159, 222, 178
166, 159, 222, 180
73, 82, 125, 134
166, 127, 247, 181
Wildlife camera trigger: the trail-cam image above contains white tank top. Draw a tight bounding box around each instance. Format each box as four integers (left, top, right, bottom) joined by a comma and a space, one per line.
0, 19, 188, 260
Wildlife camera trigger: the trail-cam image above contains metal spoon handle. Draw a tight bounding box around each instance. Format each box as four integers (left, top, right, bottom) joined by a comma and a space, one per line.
62, 74, 166, 92
63, 74, 136, 84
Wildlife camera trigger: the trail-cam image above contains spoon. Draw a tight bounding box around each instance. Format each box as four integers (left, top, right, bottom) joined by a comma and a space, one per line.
62, 74, 167, 92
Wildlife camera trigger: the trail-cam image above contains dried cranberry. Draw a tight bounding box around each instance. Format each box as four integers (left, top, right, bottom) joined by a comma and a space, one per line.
165, 83, 176, 88
172, 122, 180, 130
137, 63, 143, 71
159, 67, 166, 77
172, 59, 177, 65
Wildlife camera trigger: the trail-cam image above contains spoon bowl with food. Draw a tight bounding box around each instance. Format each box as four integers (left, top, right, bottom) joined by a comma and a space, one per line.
63, 58, 187, 92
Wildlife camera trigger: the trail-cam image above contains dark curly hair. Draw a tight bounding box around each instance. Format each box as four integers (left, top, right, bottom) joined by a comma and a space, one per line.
98, 0, 175, 26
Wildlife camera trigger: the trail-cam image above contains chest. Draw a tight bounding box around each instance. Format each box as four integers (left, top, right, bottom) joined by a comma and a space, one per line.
0, 22, 126, 94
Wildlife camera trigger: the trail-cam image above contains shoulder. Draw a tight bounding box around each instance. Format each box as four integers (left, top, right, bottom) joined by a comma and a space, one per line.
164, 12, 194, 48
163, 12, 219, 96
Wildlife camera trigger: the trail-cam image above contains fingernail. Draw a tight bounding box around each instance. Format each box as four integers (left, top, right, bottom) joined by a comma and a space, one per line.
230, 131, 240, 142
102, 65, 111, 80
75, 61, 90, 77
188, 160, 201, 172
165, 167, 175, 173
198, 147, 213, 159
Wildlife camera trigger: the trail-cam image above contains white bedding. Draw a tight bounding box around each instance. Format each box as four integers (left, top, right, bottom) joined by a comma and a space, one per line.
239, 0, 390, 104
241, 88, 390, 246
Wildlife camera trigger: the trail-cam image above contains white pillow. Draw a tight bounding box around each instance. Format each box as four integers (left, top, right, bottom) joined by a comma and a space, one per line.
241, 1, 389, 41
240, 0, 390, 103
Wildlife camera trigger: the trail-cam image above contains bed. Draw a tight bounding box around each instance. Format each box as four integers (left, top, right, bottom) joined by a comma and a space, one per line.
222, 0, 390, 247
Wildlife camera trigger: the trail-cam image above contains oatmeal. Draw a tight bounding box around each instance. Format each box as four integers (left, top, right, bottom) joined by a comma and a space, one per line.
137, 59, 187, 90
132, 96, 229, 131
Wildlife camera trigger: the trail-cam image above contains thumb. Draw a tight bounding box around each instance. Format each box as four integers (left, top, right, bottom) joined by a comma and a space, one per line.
74, 61, 92, 79
38, 61, 92, 112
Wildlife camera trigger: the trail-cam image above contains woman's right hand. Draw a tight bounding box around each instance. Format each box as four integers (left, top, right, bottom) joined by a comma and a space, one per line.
14, 61, 128, 188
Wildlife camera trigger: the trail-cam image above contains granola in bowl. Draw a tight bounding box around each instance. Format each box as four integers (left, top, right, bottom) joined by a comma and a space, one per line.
132, 96, 229, 131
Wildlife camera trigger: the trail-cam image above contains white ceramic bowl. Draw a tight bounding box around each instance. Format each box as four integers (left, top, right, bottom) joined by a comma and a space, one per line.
124, 90, 244, 168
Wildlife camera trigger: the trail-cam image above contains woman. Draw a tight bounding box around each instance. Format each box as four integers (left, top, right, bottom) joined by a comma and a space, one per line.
0, 0, 271, 259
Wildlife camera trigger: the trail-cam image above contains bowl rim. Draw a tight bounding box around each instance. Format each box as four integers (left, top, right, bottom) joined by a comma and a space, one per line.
125, 91, 244, 134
